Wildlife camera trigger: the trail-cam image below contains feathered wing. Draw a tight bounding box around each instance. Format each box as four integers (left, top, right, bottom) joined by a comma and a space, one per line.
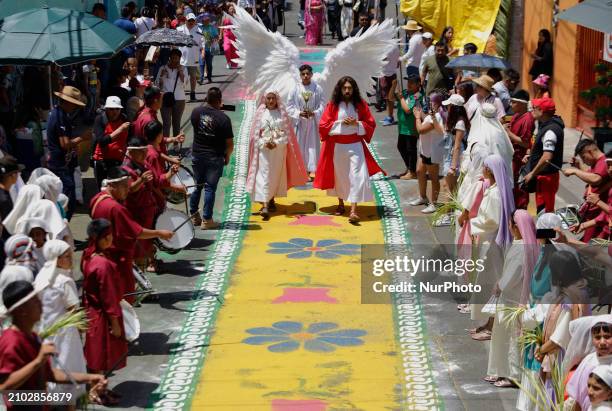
313, 19, 398, 100
228, 6, 301, 101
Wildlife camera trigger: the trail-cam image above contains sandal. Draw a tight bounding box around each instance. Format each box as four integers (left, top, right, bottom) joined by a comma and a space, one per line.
334, 206, 346, 216
493, 378, 518, 388
483, 375, 498, 383
268, 200, 277, 212
458, 305, 471, 314
89, 390, 119, 406
471, 330, 492, 341
348, 213, 360, 223
260, 207, 270, 219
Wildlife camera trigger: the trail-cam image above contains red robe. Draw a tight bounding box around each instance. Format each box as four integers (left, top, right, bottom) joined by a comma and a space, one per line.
313, 100, 384, 191
133, 107, 167, 153
90, 192, 143, 303
82, 254, 128, 372
0, 328, 53, 410
123, 158, 159, 259
145, 145, 170, 212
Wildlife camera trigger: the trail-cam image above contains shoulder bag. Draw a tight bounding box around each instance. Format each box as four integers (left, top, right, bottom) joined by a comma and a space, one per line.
162, 68, 180, 108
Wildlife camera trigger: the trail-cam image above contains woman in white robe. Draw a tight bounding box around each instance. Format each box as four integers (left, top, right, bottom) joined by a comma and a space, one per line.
246, 91, 308, 219
486, 209, 539, 387
286, 69, 325, 177
2, 184, 43, 236
34, 240, 87, 404
464, 154, 515, 340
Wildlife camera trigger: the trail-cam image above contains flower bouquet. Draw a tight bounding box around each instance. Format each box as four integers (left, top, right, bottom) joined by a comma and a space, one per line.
259, 120, 288, 150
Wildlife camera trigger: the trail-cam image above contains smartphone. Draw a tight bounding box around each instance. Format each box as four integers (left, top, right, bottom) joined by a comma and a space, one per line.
536, 229, 557, 239
222, 104, 236, 112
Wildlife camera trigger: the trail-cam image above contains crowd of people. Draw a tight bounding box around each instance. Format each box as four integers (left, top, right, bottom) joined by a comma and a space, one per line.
0, 0, 609, 409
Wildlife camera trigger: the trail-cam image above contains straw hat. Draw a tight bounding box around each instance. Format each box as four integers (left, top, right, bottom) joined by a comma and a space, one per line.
54, 86, 86, 107
401, 20, 421, 31
472, 75, 495, 92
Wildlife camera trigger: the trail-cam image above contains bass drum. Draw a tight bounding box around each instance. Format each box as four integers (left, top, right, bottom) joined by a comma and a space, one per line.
154, 208, 195, 254
120, 299, 140, 342
167, 165, 196, 204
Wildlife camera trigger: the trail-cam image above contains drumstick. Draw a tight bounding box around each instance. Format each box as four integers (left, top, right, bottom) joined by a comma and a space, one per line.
545, 160, 567, 174
53, 355, 78, 385
104, 341, 137, 378
123, 289, 155, 297
173, 211, 201, 233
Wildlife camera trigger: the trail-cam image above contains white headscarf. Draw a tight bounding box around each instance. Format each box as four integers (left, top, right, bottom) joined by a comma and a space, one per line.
33, 240, 71, 291
563, 315, 612, 374
593, 364, 612, 389
2, 184, 43, 235
15, 217, 49, 237
15, 199, 68, 241
467, 103, 514, 176
33, 175, 63, 203
27, 168, 57, 184
0, 265, 34, 309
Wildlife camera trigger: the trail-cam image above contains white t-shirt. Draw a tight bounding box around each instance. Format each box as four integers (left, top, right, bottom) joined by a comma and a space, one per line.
177, 24, 204, 67
400, 32, 426, 68
465, 93, 506, 121
454, 119, 466, 132
121, 74, 145, 92
382, 47, 400, 77
156, 65, 187, 101
542, 130, 557, 152
135, 16, 156, 37
419, 112, 445, 163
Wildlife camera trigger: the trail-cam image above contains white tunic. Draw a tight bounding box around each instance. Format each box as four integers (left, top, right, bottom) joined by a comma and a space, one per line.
470, 184, 504, 321
327, 102, 373, 203
251, 109, 288, 202
39, 273, 87, 398
287, 82, 325, 172
487, 240, 524, 380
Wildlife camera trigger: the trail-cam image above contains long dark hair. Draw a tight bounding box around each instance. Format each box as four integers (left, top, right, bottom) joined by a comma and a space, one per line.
536, 29, 552, 55
446, 105, 470, 133
439, 26, 453, 45
331, 76, 362, 107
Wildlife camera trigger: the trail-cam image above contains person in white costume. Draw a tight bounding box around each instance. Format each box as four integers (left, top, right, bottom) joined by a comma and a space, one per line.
246, 91, 308, 219
287, 65, 325, 178
313, 76, 384, 223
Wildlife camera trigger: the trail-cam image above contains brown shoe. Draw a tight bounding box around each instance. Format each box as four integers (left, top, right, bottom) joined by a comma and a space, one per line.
201, 219, 220, 230
191, 212, 202, 226
400, 172, 417, 180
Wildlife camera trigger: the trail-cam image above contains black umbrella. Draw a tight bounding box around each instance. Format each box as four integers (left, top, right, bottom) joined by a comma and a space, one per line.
445, 53, 510, 72
135, 28, 195, 48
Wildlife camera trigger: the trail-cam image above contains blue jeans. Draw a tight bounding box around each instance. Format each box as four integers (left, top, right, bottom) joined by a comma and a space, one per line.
189, 153, 225, 220
49, 167, 76, 220
199, 52, 214, 81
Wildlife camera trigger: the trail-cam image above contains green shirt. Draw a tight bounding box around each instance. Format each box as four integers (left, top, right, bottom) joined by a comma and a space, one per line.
397, 90, 424, 136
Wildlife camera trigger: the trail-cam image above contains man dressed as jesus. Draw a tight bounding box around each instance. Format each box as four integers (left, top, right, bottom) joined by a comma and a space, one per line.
314, 76, 384, 223
287, 64, 325, 179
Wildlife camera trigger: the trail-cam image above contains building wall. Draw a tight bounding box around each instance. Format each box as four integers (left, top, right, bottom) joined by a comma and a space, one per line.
521, 0, 579, 127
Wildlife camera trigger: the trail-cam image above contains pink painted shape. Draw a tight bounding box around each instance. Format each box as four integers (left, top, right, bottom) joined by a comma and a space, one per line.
271, 399, 328, 411
300, 61, 323, 66
288, 215, 341, 227
273, 288, 338, 304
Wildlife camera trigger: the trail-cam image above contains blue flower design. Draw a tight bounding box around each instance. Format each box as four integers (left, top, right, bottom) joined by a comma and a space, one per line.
243, 321, 366, 353
267, 238, 360, 259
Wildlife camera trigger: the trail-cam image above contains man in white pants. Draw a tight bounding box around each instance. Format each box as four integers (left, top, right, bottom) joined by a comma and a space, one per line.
177, 13, 204, 102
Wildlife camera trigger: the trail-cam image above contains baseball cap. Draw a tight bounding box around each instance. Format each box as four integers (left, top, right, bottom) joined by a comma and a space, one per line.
0, 157, 24, 176
103, 96, 123, 109
442, 94, 465, 107
186, 12, 196, 21
422, 32, 433, 39
531, 97, 555, 113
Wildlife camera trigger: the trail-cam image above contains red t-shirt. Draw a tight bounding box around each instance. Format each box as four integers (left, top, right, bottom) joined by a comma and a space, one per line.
0, 328, 53, 410
92, 120, 129, 161
583, 155, 610, 215
510, 111, 535, 162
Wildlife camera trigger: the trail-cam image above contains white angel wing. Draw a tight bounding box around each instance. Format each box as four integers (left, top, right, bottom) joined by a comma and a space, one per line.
229, 6, 301, 101
313, 19, 398, 100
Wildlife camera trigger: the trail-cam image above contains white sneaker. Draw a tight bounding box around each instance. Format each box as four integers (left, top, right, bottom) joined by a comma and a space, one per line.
421, 204, 437, 214
408, 197, 428, 206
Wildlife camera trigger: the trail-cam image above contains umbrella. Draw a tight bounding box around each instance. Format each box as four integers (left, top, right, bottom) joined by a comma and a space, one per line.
557, 0, 612, 33
135, 28, 195, 48
0, 7, 134, 66
445, 53, 510, 71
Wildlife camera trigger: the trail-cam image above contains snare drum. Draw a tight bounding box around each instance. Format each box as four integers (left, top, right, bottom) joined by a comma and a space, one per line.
154, 208, 195, 254
120, 299, 140, 342
167, 165, 196, 204
133, 264, 153, 292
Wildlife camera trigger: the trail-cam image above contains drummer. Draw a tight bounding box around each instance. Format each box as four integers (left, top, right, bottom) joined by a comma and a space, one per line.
144, 120, 187, 212
122, 137, 160, 273
133, 86, 185, 165
90, 167, 174, 304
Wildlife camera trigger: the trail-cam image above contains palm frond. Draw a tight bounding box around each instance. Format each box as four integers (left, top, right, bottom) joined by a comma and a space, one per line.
39, 309, 88, 340
492, 0, 512, 58
514, 360, 565, 411
430, 191, 464, 227
517, 327, 543, 350
498, 305, 527, 327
